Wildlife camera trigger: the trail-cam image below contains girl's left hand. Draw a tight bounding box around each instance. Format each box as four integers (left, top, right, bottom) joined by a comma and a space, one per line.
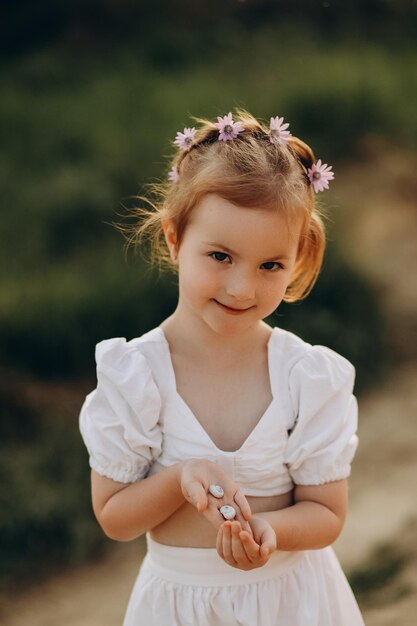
216, 516, 277, 570
179, 459, 252, 534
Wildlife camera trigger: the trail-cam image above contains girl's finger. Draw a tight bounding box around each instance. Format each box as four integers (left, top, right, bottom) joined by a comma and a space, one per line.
239, 517, 254, 536
260, 526, 277, 554
216, 525, 224, 559
240, 531, 261, 562
260, 543, 272, 558
233, 510, 253, 536
226, 493, 252, 534
234, 490, 252, 522
183, 481, 208, 512
221, 522, 236, 565
230, 522, 248, 563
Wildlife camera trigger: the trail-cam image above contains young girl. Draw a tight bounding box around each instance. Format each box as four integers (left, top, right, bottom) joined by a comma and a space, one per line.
79, 109, 364, 625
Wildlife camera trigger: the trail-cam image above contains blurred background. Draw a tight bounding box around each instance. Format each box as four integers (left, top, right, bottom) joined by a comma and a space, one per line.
0, 1, 416, 624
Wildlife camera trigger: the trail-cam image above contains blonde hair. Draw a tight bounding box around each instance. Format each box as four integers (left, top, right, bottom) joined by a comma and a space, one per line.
117, 108, 326, 302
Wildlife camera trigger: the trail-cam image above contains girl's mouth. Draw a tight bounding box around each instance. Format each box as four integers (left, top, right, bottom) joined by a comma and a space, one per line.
214, 300, 252, 315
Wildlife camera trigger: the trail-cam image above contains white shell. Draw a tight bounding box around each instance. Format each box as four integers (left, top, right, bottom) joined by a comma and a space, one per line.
209, 484, 224, 499
220, 505, 236, 520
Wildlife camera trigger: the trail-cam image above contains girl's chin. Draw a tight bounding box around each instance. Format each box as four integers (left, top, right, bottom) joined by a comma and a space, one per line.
204, 311, 261, 337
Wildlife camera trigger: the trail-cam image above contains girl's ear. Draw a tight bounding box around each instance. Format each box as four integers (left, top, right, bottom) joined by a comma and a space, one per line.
162, 220, 178, 262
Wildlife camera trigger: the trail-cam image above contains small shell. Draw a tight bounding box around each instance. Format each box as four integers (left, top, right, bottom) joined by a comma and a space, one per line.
209, 484, 225, 499
220, 505, 236, 520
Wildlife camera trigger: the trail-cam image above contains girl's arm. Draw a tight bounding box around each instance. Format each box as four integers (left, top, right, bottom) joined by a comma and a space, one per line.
91, 464, 185, 542
91, 458, 252, 542
258, 479, 348, 550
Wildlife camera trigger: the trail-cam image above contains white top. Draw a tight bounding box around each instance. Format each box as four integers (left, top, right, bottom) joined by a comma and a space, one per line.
79, 326, 358, 496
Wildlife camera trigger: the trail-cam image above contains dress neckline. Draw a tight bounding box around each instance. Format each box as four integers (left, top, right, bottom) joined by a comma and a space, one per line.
154, 326, 277, 455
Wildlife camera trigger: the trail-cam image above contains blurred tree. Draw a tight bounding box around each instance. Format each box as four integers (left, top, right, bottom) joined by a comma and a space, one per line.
1, 0, 416, 57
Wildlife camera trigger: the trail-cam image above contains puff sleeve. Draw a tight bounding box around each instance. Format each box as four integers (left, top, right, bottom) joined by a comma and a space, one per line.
79, 338, 162, 483
284, 345, 359, 486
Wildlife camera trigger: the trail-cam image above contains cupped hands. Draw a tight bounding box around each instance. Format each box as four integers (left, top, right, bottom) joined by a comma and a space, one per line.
216, 516, 277, 570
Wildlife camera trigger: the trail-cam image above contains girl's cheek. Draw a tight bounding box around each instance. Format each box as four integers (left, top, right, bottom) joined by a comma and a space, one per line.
194, 263, 221, 288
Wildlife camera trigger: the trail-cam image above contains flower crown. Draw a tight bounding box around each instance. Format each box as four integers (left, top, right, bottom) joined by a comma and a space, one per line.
168, 112, 334, 194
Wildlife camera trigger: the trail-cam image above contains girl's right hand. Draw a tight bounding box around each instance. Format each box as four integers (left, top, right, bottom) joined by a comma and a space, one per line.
216, 518, 276, 571
179, 459, 252, 533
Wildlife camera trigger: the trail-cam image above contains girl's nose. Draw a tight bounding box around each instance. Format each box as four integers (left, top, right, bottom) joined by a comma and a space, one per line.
225, 269, 255, 301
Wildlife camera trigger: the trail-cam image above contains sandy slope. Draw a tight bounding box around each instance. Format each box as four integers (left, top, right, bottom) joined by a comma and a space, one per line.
335, 365, 417, 567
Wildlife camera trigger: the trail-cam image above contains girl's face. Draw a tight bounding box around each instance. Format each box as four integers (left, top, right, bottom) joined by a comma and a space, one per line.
164, 193, 303, 338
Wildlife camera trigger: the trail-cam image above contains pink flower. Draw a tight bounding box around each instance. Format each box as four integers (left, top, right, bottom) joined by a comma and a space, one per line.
307, 159, 334, 193
268, 116, 291, 145
168, 165, 179, 182
214, 112, 245, 142
174, 127, 196, 149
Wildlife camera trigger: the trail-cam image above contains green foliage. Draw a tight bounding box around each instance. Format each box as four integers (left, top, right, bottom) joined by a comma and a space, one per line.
0, 31, 412, 382
0, 399, 105, 591
0, 248, 177, 377
349, 543, 408, 598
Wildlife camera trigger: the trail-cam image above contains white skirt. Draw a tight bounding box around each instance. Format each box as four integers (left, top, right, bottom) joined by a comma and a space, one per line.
123, 536, 364, 626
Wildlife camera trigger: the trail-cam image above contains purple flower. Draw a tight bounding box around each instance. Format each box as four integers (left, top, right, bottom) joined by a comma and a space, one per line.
268, 116, 291, 145
214, 112, 245, 142
307, 159, 334, 193
168, 165, 179, 183
174, 127, 196, 149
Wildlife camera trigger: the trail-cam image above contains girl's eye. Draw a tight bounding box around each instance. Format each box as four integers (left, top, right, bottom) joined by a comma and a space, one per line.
209, 252, 231, 263
261, 261, 284, 271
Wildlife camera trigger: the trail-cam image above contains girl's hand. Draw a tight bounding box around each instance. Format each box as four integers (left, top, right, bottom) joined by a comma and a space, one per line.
216, 517, 277, 570
180, 459, 252, 533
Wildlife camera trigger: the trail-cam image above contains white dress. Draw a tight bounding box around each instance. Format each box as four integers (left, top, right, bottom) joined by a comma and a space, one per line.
79, 326, 364, 626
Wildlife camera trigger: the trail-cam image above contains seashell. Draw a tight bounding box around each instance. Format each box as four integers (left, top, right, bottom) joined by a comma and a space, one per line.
220, 505, 236, 520
209, 484, 225, 498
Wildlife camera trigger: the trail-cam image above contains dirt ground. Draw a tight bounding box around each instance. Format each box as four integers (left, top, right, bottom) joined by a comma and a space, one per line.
1, 143, 416, 625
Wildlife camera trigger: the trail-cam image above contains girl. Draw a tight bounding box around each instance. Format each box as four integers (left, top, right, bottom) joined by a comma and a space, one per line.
79, 109, 364, 625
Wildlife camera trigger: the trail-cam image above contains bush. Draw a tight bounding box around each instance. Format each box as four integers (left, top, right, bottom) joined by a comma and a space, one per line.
0, 387, 105, 591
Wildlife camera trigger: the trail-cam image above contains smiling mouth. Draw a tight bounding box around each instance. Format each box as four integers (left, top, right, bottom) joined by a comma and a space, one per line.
214, 300, 253, 314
